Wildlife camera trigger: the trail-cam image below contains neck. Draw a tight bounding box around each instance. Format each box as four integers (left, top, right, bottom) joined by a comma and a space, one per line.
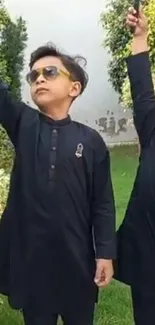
41, 104, 70, 120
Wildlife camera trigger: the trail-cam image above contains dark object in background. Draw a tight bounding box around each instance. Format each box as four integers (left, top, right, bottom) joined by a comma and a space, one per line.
131, 0, 140, 34
134, 0, 140, 17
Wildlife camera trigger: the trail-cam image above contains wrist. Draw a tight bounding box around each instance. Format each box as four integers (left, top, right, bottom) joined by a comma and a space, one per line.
131, 35, 149, 55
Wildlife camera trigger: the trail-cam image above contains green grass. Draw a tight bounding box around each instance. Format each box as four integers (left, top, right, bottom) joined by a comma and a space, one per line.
0, 145, 138, 324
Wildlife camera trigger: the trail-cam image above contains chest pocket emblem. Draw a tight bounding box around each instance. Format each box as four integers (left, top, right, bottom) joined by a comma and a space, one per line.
75, 143, 84, 158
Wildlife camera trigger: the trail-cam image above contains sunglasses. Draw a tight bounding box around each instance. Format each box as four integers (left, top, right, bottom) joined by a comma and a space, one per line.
26, 66, 71, 85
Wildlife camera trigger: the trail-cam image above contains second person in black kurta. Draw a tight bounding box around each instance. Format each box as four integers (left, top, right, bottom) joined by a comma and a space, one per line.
115, 7, 155, 325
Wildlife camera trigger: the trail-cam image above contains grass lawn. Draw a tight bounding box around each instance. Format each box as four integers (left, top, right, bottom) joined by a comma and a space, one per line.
0, 145, 138, 324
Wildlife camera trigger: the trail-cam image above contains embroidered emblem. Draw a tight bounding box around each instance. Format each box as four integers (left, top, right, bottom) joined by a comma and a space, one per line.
75, 143, 84, 158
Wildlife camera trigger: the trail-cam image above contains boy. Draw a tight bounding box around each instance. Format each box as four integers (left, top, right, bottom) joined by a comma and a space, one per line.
0, 44, 116, 325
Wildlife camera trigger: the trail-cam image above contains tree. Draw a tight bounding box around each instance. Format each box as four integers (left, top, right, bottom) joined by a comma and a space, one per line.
100, 0, 155, 108
0, 16, 28, 99
0, 1, 27, 171
0, 1, 10, 85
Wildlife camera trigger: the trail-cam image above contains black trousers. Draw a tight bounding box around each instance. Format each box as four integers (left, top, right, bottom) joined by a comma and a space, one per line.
131, 286, 155, 325
23, 303, 95, 325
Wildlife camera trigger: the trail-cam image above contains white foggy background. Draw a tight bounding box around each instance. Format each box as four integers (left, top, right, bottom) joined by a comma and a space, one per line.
4, 0, 137, 145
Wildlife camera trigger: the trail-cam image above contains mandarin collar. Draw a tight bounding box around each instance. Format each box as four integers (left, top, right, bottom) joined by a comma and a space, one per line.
40, 113, 71, 126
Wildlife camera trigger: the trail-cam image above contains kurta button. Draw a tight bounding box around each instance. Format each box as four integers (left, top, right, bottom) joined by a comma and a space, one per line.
52, 129, 57, 134
51, 165, 55, 169
52, 146, 56, 150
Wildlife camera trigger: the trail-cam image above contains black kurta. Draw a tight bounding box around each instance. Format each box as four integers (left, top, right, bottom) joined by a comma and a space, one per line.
0, 87, 116, 314
115, 52, 155, 290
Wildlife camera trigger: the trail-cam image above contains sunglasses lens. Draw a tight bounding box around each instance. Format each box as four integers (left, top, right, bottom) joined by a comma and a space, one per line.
26, 66, 59, 84
27, 70, 39, 84
43, 66, 58, 79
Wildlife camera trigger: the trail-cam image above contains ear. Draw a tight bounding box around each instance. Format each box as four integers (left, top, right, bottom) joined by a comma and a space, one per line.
69, 81, 82, 99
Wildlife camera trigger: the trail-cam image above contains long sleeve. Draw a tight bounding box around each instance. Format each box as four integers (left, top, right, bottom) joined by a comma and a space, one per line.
0, 81, 29, 146
91, 133, 116, 259
127, 51, 155, 147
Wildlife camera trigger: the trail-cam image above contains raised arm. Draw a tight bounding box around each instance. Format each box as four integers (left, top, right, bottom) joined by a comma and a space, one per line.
91, 132, 116, 287
0, 81, 29, 146
126, 7, 155, 147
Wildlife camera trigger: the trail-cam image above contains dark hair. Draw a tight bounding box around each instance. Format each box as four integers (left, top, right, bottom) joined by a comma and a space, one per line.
29, 43, 89, 94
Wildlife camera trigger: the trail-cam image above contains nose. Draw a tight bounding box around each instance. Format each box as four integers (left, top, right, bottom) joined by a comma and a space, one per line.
36, 73, 46, 84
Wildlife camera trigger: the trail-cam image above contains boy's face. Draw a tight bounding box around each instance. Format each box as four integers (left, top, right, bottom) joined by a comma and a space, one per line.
27, 56, 81, 111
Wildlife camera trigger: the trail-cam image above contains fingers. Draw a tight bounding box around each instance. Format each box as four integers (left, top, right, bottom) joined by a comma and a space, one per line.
126, 5, 148, 37
127, 16, 138, 28
94, 263, 102, 285
127, 8, 138, 28
94, 262, 113, 288
96, 276, 109, 288
128, 7, 137, 15
128, 5, 144, 16
95, 271, 112, 288
127, 5, 144, 21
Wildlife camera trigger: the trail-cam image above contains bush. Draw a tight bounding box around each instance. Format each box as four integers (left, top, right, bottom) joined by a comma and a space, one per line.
0, 1, 27, 213
121, 71, 155, 109
0, 169, 10, 215
100, 0, 155, 108
0, 1, 27, 171
0, 127, 14, 171
0, 16, 28, 99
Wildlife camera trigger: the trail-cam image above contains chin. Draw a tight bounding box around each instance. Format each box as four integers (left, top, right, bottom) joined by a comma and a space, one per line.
34, 99, 51, 112
38, 107, 48, 114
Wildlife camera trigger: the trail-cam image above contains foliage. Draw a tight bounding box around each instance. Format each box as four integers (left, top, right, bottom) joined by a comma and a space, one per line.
0, 0, 27, 171
0, 127, 14, 171
0, 1, 11, 84
0, 168, 10, 215
100, 0, 155, 108
0, 16, 28, 99
121, 71, 155, 109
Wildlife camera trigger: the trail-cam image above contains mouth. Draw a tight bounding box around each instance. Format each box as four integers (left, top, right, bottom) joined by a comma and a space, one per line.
36, 88, 49, 94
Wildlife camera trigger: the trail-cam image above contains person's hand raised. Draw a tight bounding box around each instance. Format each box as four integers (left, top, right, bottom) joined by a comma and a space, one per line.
127, 6, 148, 38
